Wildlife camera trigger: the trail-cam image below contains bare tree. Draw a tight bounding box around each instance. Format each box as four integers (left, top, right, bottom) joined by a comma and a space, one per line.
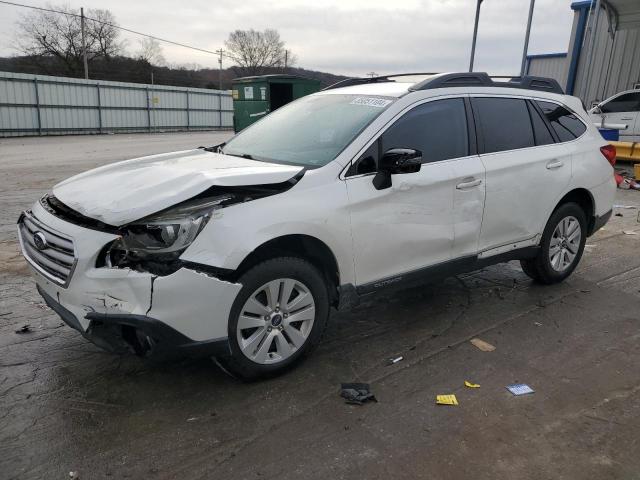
136, 37, 166, 66
225, 29, 292, 76
15, 4, 123, 76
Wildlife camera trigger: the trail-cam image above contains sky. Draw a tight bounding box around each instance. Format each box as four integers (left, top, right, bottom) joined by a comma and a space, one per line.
0, 0, 576, 77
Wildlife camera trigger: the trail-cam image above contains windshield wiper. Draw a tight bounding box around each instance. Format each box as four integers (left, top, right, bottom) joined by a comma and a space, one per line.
224, 152, 254, 160
198, 142, 225, 153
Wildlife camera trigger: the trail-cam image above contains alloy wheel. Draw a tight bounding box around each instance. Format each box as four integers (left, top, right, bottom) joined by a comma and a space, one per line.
549, 215, 581, 272
236, 278, 316, 364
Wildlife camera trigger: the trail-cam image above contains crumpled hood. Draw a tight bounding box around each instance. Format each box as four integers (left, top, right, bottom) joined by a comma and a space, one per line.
53, 149, 303, 226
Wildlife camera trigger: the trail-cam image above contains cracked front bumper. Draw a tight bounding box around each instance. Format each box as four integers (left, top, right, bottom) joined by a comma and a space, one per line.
20, 201, 242, 358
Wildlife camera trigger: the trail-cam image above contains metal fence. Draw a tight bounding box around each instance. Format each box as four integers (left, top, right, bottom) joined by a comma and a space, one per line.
0, 71, 233, 137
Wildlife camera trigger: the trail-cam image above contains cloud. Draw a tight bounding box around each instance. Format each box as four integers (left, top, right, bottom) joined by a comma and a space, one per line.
0, 0, 574, 77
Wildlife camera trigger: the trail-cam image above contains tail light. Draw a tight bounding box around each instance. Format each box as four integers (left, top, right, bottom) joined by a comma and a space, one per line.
600, 144, 616, 166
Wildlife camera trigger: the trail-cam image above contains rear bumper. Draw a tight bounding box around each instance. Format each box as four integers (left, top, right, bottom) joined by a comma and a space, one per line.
588, 209, 612, 236
38, 285, 231, 359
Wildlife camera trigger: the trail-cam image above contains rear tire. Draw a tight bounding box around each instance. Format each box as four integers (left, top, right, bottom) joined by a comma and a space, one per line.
215, 257, 330, 380
520, 202, 587, 285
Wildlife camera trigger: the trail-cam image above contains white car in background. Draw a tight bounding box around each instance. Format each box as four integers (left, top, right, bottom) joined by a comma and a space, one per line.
18, 72, 616, 379
589, 89, 640, 141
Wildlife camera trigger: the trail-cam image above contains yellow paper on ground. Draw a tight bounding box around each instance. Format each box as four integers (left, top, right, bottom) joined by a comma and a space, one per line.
464, 380, 480, 388
436, 394, 458, 406
470, 338, 496, 352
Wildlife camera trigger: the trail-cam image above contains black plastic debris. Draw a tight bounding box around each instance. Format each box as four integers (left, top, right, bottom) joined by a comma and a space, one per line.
15, 325, 32, 334
340, 383, 377, 405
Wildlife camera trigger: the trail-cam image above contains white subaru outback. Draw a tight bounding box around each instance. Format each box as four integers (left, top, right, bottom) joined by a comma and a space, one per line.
18, 72, 615, 379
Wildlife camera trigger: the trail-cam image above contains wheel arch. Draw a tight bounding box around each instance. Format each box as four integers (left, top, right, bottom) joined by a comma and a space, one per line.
553, 188, 595, 232
233, 234, 341, 305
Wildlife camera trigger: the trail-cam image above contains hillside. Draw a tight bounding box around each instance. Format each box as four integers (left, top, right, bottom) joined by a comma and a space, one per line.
0, 55, 348, 89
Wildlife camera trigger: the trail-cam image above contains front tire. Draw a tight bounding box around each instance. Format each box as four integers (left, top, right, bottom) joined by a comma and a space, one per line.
520, 202, 587, 285
216, 257, 330, 380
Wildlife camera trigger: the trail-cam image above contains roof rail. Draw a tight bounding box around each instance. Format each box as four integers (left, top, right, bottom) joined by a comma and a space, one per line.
409, 72, 564, 94
323, 72, 565, 95
322, 78, 384, 90
509, 76, 564, 94
322, 72, 439, 91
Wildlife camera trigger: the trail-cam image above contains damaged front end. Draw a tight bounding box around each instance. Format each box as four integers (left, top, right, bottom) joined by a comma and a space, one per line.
96, 174, 304, 276
28, 174, 303, 360
99, 193, 233, 276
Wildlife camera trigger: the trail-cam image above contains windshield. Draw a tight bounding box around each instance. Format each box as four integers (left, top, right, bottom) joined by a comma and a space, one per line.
222, 94, 395, 168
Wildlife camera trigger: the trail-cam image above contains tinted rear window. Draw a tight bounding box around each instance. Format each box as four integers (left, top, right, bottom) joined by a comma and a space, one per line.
527, 101, 555, 146
473, 98, 535, 154
536, 101, 586, 142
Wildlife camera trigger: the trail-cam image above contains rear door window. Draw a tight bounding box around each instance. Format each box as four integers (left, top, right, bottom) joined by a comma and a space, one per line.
536, 100, 587, 142
472, 98, 535, 154
600, 92, 640, 113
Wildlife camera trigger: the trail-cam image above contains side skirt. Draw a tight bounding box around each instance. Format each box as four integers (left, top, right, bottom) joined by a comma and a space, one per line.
337, 246, 539, 309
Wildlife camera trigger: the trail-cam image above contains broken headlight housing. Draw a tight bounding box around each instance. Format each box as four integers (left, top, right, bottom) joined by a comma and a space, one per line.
103, 194, 233, 272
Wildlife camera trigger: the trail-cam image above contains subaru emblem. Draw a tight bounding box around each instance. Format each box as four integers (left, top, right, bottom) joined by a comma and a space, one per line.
33, 231, 48, 250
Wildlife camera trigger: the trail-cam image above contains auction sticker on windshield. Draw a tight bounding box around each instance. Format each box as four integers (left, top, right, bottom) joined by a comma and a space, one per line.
350, 97, 393, 108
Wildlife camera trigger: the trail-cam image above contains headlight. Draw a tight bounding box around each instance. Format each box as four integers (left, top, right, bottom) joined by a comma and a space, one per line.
104, 194, 233, 268
119, 214, 207, 254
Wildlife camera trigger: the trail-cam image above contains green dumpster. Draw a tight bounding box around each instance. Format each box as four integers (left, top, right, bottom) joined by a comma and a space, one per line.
231, 74, 321, 132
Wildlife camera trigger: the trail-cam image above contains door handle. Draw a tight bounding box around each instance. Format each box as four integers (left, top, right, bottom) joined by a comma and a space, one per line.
546, 160, 564, 170
621, 117, 634, 121
456, 178, 482, 190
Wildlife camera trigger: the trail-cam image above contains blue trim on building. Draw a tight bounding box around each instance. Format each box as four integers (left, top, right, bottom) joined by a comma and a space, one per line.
570, 0, 594, 9
527, 53, 568, 59
566, 1, 593, 94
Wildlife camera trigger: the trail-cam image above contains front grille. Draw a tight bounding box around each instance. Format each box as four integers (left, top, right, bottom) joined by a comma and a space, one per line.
18, 210, 77, 287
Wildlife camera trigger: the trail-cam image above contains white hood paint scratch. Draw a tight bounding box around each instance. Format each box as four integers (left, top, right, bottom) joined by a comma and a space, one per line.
53, 149, 303, 226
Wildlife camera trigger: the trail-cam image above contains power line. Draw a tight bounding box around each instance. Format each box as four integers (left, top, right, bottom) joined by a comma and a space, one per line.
0, 0, 234, 60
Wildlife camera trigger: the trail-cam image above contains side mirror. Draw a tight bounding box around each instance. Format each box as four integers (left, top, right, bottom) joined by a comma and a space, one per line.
373, 148, 422, 190
591, 105, 603, 115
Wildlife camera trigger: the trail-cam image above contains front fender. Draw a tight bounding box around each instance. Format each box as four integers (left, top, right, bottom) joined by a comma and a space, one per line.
180, 172, 356, 285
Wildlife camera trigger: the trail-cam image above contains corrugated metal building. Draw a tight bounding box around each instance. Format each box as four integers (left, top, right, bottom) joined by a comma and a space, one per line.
568, 0, 640, 107
529, 1, 640, 107
0, 71, 233, 137
525, 53, 568, 88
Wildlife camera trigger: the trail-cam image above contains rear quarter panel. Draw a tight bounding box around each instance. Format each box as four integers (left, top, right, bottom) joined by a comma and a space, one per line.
566, 125, 616, 217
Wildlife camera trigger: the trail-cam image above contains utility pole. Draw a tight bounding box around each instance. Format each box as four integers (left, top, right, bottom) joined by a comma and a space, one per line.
80, 7, 89, 79
469, 0, 483, 72
284, 50, 288, 71
216, 48, 223, 90
367, 72, 378, 78
519, 0, 536, 77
